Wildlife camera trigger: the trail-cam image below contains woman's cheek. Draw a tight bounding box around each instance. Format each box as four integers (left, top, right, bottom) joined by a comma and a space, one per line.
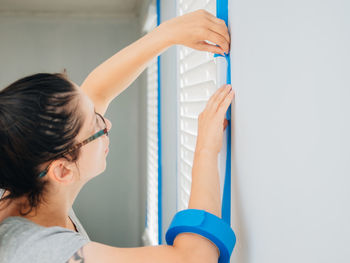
79, 145, 101, 174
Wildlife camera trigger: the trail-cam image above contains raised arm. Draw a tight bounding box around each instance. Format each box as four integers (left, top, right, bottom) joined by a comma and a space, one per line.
80, 9, 230, 115
66, 85, 234, 263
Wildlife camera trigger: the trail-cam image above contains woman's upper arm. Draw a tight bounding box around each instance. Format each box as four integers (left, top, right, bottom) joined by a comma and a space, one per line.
67, 230, 219, 263
81, 87, 110, 116
66, 241, 187, 263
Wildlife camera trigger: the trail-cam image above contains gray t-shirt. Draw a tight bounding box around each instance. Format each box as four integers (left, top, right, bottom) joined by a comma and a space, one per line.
0, 208, 91, 263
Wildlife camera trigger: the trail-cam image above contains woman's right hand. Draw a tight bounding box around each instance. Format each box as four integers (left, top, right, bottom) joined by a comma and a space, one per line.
159, 9, 230, 55
195, 84, 235, 155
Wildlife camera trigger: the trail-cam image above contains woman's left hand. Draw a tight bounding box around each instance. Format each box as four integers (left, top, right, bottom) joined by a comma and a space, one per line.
159, 9, 230, 55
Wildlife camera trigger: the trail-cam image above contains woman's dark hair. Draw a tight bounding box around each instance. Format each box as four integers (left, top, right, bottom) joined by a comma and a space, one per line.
0, 72, 85, 215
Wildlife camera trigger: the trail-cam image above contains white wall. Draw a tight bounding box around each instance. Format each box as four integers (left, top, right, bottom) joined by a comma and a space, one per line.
0, 13, 143, 247
228, 0, 350, 262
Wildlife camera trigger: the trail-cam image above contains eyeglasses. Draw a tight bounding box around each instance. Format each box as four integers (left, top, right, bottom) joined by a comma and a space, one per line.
38, 112, 109, 178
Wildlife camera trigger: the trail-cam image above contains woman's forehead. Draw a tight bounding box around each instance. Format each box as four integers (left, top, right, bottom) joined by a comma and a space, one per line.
77, 88, 96, 137
74, 83, 94, 111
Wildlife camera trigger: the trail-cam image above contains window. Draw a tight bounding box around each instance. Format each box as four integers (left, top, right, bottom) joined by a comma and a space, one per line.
177, 0, 217, 211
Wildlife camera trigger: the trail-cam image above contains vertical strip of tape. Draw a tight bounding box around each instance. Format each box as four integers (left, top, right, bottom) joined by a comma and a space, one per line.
157, 0, 163, 245
216, 0, 231, 225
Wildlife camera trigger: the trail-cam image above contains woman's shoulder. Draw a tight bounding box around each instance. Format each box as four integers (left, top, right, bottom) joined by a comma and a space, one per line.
0, 216, 90, 263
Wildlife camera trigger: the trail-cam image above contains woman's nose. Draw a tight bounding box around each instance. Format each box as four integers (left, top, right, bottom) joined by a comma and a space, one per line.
105, 118, 112, 132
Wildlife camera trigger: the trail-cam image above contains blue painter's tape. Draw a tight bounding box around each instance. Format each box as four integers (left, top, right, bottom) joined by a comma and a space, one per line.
215, 0, 232, 227
217, 0, 229, 25
166, 209, 236, 263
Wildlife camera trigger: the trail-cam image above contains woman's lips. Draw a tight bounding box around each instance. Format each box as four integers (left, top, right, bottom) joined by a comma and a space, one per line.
105, 147, 109, 154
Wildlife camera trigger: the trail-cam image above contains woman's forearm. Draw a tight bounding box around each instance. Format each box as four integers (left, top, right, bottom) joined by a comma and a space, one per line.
172, 86, 233, 262
173, 149, 221, 262
188, 149, 221, 218
81, 25, 171, 104
81, 10, 230, 110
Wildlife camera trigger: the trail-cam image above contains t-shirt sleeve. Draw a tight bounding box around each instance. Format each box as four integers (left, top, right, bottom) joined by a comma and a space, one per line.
24, 226, 90, 263
0, 218, 90, 263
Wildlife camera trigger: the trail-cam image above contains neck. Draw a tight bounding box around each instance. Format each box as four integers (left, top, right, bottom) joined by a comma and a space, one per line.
0, 187, 79, 230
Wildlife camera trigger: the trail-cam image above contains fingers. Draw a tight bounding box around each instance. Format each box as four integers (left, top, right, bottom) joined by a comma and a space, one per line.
205, 30, 229, 54
206, 84, 231, 113
206, 17, 230, 45
214, 84, 232, 111
195, 41, 225, 56
200, 10, 230, 51
206, 85, 228, 111
217, 88, 235, 116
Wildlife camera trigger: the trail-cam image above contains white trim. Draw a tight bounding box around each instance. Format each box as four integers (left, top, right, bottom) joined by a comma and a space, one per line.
142, 1, 157, 33
143, 2, 160, 245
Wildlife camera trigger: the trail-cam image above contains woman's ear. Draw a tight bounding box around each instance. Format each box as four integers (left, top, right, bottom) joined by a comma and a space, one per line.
50, 159, 75, 185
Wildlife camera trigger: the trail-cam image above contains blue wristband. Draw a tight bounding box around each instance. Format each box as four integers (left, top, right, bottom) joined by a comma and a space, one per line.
165, 209, 236, 263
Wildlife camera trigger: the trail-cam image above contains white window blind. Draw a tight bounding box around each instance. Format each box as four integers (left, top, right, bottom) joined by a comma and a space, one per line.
177, 0, 217, 211
142, 1, 159, 246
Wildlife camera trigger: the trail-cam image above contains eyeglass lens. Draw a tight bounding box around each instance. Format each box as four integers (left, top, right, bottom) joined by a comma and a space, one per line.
96, 112, 108, 135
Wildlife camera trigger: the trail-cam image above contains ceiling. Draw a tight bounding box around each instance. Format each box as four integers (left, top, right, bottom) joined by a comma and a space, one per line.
0, 0, 143, 16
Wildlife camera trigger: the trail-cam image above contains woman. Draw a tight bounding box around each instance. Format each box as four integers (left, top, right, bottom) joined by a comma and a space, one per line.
0, 10, 234, 263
